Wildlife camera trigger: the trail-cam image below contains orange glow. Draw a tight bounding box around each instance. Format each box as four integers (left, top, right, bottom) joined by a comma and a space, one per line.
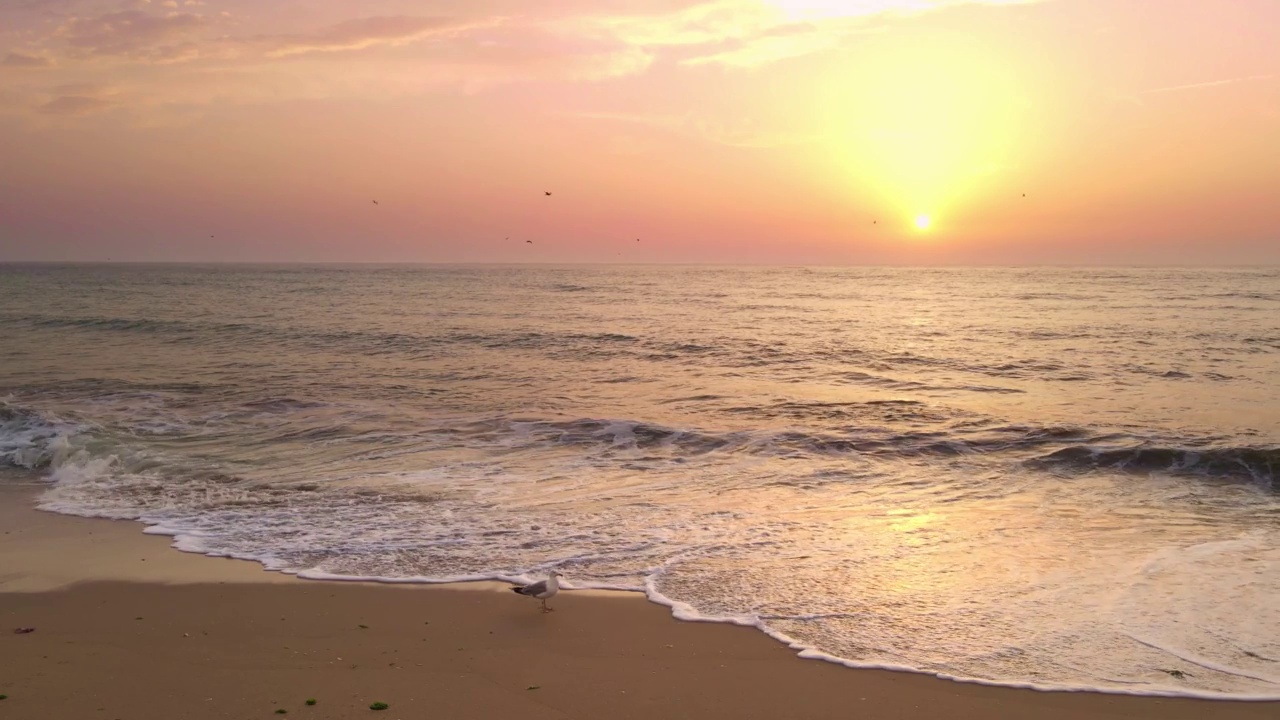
0, 0, 1276, 263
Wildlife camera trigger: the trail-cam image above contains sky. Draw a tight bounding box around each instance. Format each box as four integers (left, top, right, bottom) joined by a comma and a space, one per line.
0, 0, 1277, 264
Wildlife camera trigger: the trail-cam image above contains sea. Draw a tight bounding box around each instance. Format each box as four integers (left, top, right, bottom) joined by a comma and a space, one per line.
1, 263, 1278, 698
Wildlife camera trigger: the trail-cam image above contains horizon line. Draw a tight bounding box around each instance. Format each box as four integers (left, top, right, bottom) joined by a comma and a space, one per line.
3, 260, 1278, 269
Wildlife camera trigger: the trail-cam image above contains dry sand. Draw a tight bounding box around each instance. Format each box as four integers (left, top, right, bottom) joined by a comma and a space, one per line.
1, 480, 1276, 720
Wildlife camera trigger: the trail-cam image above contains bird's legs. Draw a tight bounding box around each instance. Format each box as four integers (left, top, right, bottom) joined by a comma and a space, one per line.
540, 598, 553, 613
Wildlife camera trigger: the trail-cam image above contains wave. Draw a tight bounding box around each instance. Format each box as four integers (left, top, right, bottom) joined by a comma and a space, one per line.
1031, 445, 1279, 486
6, 396, 1276, 491
0, 404, 80, 470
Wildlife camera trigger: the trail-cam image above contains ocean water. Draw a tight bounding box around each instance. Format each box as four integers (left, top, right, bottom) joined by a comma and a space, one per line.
2, 263, 1278, 698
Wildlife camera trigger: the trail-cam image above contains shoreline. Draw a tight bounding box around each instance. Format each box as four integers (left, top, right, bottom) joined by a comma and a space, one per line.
3, 480, 1278, 719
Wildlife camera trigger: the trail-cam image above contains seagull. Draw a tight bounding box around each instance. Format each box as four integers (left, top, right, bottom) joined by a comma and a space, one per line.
636, 238, 640, 242
545, 191, 552, 196
372, 200, 379, 205
526, 240, 533, 244
512, 571, 562, 612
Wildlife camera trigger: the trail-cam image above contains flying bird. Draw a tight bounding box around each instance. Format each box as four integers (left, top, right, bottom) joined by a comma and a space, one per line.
512, 571, 562, 612
544, 191, 552, 196
372, 200, 379, 205
636, 238, 640, 242
526, 240, 533, 244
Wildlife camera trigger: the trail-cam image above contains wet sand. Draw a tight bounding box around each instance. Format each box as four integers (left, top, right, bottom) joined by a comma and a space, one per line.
1, 482, 1275, 720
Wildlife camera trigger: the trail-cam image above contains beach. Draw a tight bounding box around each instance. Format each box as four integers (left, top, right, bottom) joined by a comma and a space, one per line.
2, 482, 1275, 720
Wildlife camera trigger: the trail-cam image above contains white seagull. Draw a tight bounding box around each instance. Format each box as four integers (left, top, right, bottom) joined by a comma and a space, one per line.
512, 571, 562, 613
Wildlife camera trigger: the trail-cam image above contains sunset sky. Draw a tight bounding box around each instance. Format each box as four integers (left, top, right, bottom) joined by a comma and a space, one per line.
1, 0, 1277, 264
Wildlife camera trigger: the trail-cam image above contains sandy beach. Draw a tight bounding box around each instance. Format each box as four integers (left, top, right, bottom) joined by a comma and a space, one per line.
0, 481, 1274, 720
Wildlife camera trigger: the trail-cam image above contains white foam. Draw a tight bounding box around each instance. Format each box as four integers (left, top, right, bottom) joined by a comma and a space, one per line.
12, 401, 1280, 701
34, 476, 1280, 701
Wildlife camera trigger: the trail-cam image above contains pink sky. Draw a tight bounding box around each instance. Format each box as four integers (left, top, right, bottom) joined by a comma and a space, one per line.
1, 0, 1277, 264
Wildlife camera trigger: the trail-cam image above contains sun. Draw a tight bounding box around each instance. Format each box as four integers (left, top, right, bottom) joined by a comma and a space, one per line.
818, 32, 1030, 235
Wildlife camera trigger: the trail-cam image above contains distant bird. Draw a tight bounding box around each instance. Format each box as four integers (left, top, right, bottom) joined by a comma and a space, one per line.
636, 238, 640, 242
372, 200, 379, 205
512, 571, 562, 612
873, 220, 878, 225
526, 240, 533, 244
544, 191, 552, 196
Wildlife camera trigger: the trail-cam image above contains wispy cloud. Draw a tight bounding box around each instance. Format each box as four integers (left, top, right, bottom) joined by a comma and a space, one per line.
579, 0, 1045, 69
6, 0, 81, 15
1, 0, 1043, 122
1144, 74, 1273, 94
37, 94, 111, 115
680, 26, 845, 68
2, 51, 54, 68
57, 9, 211, 61
255, 16, 484, 59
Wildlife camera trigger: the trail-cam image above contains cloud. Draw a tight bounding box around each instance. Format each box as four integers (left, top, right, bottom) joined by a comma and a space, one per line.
7, 0, 82, 13
582, 0, 772, 48
37, 94, 111, 115
60, 9, 210, 60
582, 0, 1044, 69
1144, 74, 1274, 95
3, 0, 1048, 121
256, 16, 481, 58
406, 21, 655, 85
35, 10, 493, 65
2, 51, 54, 68
681, 27, 842, 68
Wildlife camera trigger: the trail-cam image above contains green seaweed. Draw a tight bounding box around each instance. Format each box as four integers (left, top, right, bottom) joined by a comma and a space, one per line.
305, 698, 317, 706
369, 701, 389, 710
